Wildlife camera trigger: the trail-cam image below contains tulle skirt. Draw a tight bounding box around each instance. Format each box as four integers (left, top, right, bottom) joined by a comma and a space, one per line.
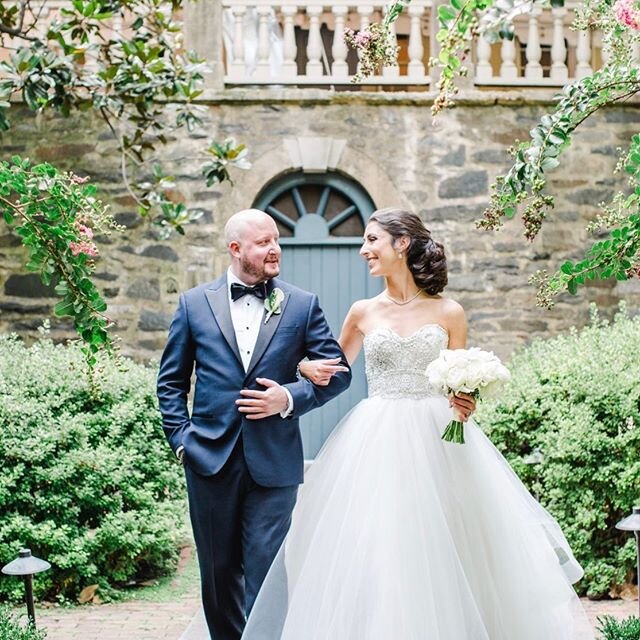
242, 395, 592, 640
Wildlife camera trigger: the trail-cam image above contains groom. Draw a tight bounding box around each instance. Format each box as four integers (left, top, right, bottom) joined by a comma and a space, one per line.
157, 209, 352, 640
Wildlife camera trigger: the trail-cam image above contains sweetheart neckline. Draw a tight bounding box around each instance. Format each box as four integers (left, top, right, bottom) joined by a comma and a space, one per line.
363, 323, 449, 342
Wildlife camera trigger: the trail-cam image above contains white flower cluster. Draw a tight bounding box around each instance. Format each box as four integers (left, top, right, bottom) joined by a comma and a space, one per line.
426, 347, 511, 398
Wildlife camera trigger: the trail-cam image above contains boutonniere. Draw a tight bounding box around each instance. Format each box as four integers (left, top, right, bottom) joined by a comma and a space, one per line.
264, 287, 285, 324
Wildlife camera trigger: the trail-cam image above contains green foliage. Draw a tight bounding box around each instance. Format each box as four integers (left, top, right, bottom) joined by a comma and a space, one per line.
477, 67, 640, 306
476, 305, 640, 597
597, 615, 640, 640
0, 608, 46, 640
0, 0, 250, 232
371, 0, 640, 305
202, 138, 251, 188
0, 332, 186, 603
432, 0, 491, 115
0, 158, 119, 367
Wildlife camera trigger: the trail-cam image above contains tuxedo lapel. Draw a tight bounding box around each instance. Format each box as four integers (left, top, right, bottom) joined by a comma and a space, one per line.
245, 284, 291, 379
204, 277, 243, 366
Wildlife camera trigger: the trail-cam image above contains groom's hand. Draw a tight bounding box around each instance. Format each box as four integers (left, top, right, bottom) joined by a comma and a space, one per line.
237, 378, 289, 420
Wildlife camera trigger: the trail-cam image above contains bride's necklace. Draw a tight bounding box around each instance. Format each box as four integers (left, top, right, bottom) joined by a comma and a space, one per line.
384, 289, 422, 306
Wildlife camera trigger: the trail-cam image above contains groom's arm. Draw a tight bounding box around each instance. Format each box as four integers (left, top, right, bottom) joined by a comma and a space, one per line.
157, 293, 195, 455
282, 295, 352, 418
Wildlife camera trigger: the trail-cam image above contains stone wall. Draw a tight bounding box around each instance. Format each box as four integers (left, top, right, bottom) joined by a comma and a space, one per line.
2, 90, 640, 362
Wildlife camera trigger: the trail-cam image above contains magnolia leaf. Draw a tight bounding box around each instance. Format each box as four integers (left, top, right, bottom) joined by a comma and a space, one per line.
540, 157, 560, 172
560, 261, 574, 275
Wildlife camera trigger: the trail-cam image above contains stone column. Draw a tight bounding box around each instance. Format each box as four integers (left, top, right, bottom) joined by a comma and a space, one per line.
183, 0, 225, 93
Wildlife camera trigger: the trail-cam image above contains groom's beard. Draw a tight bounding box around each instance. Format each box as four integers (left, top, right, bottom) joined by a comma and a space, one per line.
240, 256, 280, 282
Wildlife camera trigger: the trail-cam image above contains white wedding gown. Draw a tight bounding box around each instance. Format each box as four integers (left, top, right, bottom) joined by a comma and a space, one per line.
241, 324, 592, 640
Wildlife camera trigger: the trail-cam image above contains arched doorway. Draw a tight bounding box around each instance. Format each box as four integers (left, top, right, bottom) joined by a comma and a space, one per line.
253, 170, 382, 457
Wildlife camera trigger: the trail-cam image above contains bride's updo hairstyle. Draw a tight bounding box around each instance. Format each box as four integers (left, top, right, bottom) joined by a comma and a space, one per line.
368, 208, 448, 296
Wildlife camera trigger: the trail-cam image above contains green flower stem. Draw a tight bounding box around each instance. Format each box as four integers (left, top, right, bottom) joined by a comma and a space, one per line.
442, 419, 466, 444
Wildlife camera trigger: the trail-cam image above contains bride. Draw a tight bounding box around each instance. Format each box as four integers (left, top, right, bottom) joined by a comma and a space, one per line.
241, 208, 591, 640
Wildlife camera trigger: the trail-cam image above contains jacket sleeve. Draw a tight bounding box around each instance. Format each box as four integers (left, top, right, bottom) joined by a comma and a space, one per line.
156, 293, 195, 453
283, 294, 352, 418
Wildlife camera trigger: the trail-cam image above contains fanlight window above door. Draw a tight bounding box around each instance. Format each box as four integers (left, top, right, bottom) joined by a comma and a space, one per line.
252, 171, 375, 242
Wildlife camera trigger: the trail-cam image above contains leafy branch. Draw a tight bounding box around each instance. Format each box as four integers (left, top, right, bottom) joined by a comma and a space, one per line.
529, 137, 640, 306
478, 66, 640, 240
0, 157, 121, 371
0, 0, 250, 236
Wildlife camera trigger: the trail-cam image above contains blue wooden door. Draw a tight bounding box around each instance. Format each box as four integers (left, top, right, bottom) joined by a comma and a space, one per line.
279, 239, 382, 457
253, 171, 381, 457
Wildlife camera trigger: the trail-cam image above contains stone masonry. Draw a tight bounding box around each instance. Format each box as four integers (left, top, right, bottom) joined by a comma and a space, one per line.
1, 90, 640, 362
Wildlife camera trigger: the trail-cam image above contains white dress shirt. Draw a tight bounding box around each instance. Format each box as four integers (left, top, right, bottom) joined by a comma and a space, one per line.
228, 268, 266, 371
227, 268, 293, 417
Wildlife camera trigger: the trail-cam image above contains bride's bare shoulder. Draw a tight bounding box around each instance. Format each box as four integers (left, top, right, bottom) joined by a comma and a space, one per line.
437, 296, 465, 318
348, 295, 384, 318
342, 297, 379, 336
435, 296, 467, 334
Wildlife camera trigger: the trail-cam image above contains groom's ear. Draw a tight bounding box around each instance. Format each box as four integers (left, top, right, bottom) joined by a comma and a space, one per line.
228, 240, 241, 258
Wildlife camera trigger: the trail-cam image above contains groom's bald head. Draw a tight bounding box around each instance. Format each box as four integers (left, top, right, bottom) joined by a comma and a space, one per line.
224, 209, 275, 245
225, 209, 281, 284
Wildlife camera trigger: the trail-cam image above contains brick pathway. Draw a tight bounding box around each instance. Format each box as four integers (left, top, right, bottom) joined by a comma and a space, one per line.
26, 593, 637, 640
34, 595, 201, 640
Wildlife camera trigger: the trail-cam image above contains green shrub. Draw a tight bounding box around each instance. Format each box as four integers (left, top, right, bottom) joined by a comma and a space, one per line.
597, 615, 640, 640
476, 304, 640, 598
0, 608, 47, 640
0, 331, 186, 603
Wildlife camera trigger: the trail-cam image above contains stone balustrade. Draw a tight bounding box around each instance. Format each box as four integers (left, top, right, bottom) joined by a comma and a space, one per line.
220, 0, 615, 89
0, 0, 620, 89
222, 0, 432, 85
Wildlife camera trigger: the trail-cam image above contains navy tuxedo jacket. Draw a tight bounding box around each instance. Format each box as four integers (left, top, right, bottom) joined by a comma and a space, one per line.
157, 275, 352, 487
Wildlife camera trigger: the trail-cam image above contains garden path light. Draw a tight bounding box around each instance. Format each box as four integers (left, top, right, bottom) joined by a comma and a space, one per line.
1, 548, 51, 626
615, 506, 640, 618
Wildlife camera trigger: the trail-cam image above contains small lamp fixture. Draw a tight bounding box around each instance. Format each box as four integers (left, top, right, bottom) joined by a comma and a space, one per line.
2, 548, 51, 626
615, 506, 640, 618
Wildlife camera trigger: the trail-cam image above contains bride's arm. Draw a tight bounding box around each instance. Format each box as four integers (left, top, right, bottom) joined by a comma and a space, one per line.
298, 301, 365, 385
443, 301, 476, 420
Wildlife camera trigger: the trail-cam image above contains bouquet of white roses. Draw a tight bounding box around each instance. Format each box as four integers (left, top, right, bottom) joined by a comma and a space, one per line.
425, 348, 510, 444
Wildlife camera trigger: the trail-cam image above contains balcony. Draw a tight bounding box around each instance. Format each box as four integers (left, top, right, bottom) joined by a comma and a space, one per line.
220, 0, 613, 90
0, 0, 618, 92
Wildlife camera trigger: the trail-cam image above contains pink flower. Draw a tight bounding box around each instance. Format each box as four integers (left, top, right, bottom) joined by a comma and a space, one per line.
615, 0, 640, 30
354, 31, 373, 47
77, 224, 94, 240
70, 241, 99, 258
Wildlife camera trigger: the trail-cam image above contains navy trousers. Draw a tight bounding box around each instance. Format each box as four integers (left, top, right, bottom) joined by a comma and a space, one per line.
185, 437, 298, 640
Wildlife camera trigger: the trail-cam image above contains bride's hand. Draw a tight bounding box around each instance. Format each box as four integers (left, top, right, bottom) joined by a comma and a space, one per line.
450, 392, 476, 422
298, 358, 349, 386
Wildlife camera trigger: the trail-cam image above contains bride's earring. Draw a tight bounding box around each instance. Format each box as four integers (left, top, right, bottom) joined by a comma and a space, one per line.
397, 252, 403, 259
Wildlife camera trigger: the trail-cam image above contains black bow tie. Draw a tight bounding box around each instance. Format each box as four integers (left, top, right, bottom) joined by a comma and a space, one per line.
230, 281, 268, 302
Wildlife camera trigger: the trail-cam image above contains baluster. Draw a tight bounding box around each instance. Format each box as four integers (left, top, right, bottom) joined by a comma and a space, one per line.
382, 5, 399, 77
407, 3, 425, 79
575, 29, 592, 78
332, 6, 349, 78
306, 5, 323, 77
282, 5, 298, 78
231, 5, 246, 79
632, 41, 640, 66
525, 8, 542, 80
550, 6, 568, 82
255, 6, 272, 79
500, 37, 518, 80
475, 35, 493, 81
112, 14, 123, 42
600, 39, 611, 70
357, 5, 373, 77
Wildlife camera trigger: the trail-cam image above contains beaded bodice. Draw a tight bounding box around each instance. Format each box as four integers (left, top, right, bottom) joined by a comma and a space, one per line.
364, 324, 448, 399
